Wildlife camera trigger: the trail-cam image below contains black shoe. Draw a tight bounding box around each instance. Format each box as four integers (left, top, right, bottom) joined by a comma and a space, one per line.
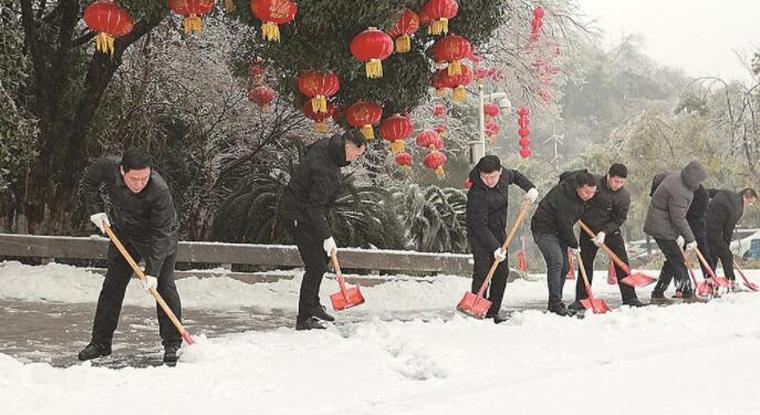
568, 300, 586, 311
548, 302, 576, 317
296, 317, 327, 331
77, 342, 112, 361
650, 293, 674, 305
310, 305, 335, 322
163, 343, 181, 364
622, 298, 647, 307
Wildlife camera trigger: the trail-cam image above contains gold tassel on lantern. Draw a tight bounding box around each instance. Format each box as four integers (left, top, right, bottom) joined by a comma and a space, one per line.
390, 140, 405, 154
261, 22, 281, 42
435, 166, 446, 178
311, 96, 327, 113
360, 124, 375, 140
95, 32, 115, 56
447, 60, 462, 76
314, 121, 329, 133
453, 85, 467, 101
395, 35, 411, 53
366, 59, 383, 78
183, 15, 203, 34
429, 18, 449, 36
224, 0, 236, 12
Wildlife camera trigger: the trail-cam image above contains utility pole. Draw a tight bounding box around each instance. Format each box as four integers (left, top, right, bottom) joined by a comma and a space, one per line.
469, 84, 512, 165
543, 133, 564, 170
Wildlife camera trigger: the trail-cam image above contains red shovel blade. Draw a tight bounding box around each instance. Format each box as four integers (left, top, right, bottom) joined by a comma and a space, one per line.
621, 272, 657, 288
457, 291, 491, 319
580, 297, 609, 314
712, 277, 731, 288
330, 285, 365, 311
696, 281, 715, 298
742, 280, 760, 292
181, 331, 194, 345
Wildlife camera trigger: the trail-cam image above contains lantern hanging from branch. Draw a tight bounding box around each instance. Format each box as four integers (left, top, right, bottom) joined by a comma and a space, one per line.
483, 102, 500, 120
83, 0, 134, 56
168, 0, 215, 34
380, 114, 413, 154
431, 34, 471, 75
250, 0, 298, 42
248, 85, 276, 109
350, 28, 393, 78
416, 129, 444, 150
395, 152, 413, 171
346, 101, 383, 140
303, 99, 335, 133
432, 64, 472, 101
424, 150, 448, 178
389, 9, 419, 53
297, 72, 340, 114
422, 0, 458, 36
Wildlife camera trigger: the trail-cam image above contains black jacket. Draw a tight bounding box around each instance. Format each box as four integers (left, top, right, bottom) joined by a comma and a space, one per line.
465, 166, 534, 252
705, 190, 744, 245
530, 170, 590, 248
82, 158, 179, 276
278, 134, 348, 240
581, 174, 631, 235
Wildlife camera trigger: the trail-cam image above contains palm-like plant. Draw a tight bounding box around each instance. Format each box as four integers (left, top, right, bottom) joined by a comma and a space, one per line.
393, 184, 468, 253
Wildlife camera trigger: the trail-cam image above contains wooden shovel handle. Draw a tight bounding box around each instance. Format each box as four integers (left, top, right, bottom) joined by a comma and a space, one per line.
477, 200, 532, 296
103, 224, 191, 342
578, 221, 631, 274
574, 248, 593, 296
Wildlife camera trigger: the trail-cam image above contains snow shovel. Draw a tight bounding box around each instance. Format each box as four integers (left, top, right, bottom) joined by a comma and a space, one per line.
678, 246, 713, 299
329, 250, 365, 311
457, 200, 532, 319
575, 250, 609, 313
103, 224, 194, 345
578, 221, 656, 287
694, 248, 731, 289
733, 260, 759, 292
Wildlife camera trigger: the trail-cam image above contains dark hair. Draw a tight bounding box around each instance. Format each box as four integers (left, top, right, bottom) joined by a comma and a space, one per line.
476, 155, 502, 174
343, 129, 367, 148
608, 163, 628, 178
740, 188, 758, 199
120, 148, 153, 172
576, 171, 598, 188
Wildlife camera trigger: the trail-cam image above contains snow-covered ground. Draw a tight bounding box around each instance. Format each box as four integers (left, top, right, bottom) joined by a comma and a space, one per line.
2, 261, 760, 415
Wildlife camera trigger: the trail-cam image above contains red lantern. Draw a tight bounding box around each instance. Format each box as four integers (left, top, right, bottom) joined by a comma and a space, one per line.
395, 152, 413, 170
303, 98, 335, 133
297, 72, 340, 114
431, 35, 472, 76
432, 64, 472, 101
83, 0, 134, 56
380, 114, 413, 154
530, 6, 544, 42
422, 0, 458, 35
485, 121, 500, 143
432, 103, 447, 117
484, 102, 500, 119
168, 0, 215, 34
350, 28, 393, 79
390, 10, 420, 53
248, 85, 276, 108
517, 106, 532, 158
250, 0, 298, 42
416, 129, 443, 150
346, 101, 383, 140
423, 150, 448, 178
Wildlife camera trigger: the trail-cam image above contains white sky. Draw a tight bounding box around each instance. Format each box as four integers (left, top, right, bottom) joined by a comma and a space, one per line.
579, 0, 760, 82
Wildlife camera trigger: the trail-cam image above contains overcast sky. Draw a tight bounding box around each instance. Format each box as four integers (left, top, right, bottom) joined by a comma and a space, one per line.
578, 0, 760, 82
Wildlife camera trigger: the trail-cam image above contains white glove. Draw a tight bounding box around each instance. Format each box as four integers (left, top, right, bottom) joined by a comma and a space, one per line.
685, 241, 698, 252
675, 235, 685, 249
493, 247, 507, 263
142, 275, 157, 292
323, 237, 337, 257
89, 212, 110, 233
592, 231, 606, 247
525, 188, 539, 203
569, 247, 580, 256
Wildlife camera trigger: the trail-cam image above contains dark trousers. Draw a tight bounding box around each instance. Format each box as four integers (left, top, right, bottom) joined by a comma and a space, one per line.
283, 218, 329, 321
91, 236, 182, 346
470, 241, 510, 316
533, 232, 569, 307
707, 235, 736, 281
652, 238, 693, 296
575, 231, 637, 302
693, 227, 710, 280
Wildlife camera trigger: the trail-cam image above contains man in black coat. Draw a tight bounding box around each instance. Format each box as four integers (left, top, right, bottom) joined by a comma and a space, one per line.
531, 170, 598, 316
705, 188, 757, 284
465, 155, 537, 323
569, 163, 644, 310
78, 149, 183, 363
279, 130, 367, 330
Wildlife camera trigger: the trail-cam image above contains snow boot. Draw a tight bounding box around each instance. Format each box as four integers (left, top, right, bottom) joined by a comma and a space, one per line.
77, 342, 112, 361
622, 298, 647, 307
650, 292, 674, 305
548, 302, 576, 317
163, 343, 181, 364
296, 317, 327, 331
568, 300, 586, 311
310, 305, 335, 322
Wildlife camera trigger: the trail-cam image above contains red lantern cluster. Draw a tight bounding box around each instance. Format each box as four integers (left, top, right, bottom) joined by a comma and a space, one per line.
168, 0, 215, 34
388, 10, 420, 53
432, 64, 472, 101
380, 114, 413, 154
250, 0, 298, 42
517, 107, 532, 158
350, 28, 393, 79
83, 0, 134, 56
303, 99, 336, 133
431, 34, 472, 76
346, 101, 383, 140
422, 0, 458, 36
530, 6, 544, 43
297, 72, 340, 114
